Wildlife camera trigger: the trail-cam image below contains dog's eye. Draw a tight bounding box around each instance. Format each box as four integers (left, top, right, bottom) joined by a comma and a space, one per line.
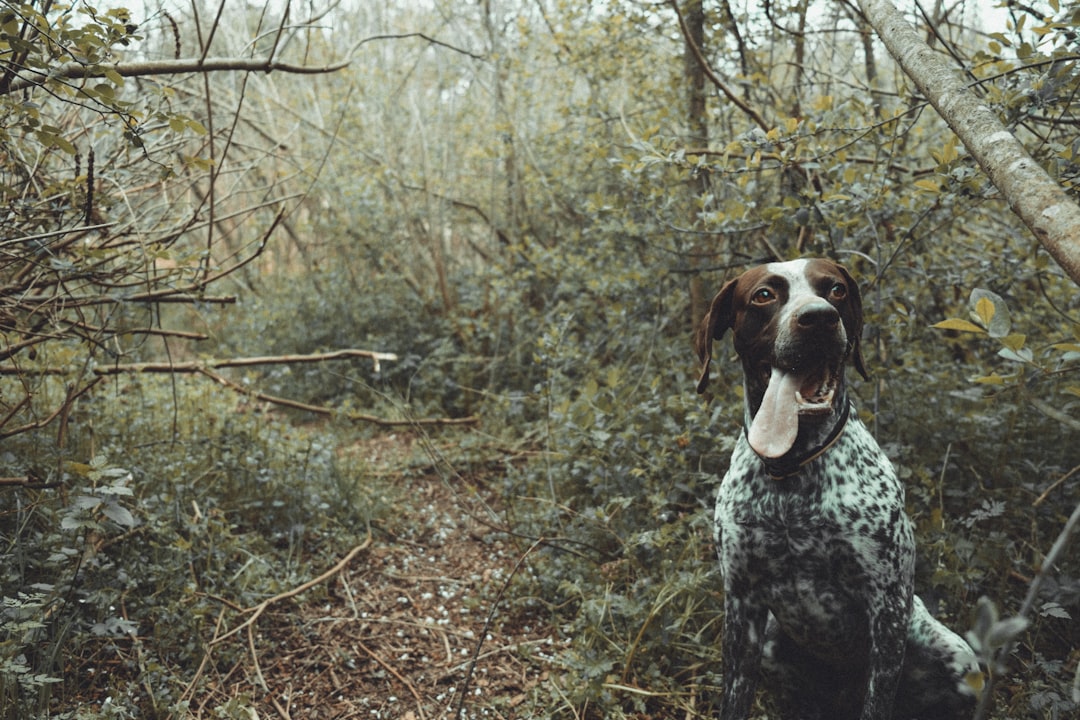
828, 283, 847, 301
752, 288, 776, 304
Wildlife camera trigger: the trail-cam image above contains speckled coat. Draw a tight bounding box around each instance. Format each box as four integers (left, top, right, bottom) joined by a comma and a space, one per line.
697, 259, 980, 720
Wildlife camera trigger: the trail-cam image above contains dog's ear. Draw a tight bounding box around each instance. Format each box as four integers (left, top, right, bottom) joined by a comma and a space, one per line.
837, 264, 869, 380
695, 278, 738, 394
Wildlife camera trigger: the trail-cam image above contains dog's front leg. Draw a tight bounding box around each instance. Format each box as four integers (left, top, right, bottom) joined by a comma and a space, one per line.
861, 592, 912, 720
720, 593, 768, 720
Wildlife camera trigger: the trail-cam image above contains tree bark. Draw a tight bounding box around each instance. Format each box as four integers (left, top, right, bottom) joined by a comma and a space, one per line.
683, 0, 708, 150
857, 0, 1080, 286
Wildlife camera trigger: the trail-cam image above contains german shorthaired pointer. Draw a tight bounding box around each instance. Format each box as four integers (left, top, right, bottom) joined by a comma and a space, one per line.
696, 259, 980, 720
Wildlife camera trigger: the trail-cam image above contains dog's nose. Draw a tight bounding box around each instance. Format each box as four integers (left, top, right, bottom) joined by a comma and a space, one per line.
796, 302, 840, 329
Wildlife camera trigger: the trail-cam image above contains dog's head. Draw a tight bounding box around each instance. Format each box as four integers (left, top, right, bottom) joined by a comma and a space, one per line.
695, 258, 867, 458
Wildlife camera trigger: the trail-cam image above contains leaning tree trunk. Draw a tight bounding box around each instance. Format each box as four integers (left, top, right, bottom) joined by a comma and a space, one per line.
857, 0, 1080, 286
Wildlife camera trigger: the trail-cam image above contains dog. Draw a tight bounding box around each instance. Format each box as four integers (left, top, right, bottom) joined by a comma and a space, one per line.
695, 258, 980, 720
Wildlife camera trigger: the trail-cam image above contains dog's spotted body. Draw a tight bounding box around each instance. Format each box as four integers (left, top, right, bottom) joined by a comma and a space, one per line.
696, 259, 979, 720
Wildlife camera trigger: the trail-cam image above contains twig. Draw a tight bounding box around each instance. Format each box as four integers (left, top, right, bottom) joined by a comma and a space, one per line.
455, 537, 546, 719
357, 640, 428, 720
1033, 462, 1080, 507
249, 623, 268, 692
269, 692, 293, 720
355, 32, 485, 61
180, 607, 229, 705
211, 531, 373, 646
0, 375, 103, 439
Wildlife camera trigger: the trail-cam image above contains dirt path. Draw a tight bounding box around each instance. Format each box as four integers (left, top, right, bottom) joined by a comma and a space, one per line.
215, 443, 558, 719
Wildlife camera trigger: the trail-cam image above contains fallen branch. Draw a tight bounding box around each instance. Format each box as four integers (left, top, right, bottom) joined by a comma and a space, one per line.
13, 348, 476, 427
0, 475, 61, 489
92, 348, 400, 375
195, 366, 478, 428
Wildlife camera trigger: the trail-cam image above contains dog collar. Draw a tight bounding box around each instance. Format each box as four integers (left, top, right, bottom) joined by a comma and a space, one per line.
750, 400, 853, 480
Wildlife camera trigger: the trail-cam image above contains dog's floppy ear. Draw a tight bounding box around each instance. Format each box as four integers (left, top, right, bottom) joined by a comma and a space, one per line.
836, 263, 869, 380
695, 278, 738, 394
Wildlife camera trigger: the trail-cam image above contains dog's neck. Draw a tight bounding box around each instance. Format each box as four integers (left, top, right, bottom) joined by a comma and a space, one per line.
742, 367, 853, 479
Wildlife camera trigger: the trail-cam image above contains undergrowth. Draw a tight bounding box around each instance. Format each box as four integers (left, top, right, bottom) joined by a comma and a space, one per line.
1, 375, 382, 718
3, 252, 1078, 719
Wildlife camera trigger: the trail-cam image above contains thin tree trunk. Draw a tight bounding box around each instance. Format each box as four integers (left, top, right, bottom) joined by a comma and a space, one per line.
683, 0, 708, 150
682, 0, 710, 330
857, 0, 1080, 286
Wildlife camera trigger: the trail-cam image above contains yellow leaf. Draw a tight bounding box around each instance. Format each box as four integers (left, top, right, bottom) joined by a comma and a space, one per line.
941, 138, 958, 164
1001, 333, 1026, 351
932, 318, 986, 333
914, 178, 940, 192
974, 297, 995, 326
974, 374, 1006, 385
766, 127, 781, 142
64, 462, 93, 477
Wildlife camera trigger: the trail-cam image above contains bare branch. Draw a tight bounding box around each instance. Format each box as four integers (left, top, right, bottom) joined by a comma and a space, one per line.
355, 32, 486, 61
667, 0, 770, 133
2, 56, 351, 96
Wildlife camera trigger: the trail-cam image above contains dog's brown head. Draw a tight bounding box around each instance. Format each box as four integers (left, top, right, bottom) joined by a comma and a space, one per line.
695, 258, 867, 459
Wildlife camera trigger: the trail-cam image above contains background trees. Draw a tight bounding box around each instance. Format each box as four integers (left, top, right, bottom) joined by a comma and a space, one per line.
1, 1, 1077, 718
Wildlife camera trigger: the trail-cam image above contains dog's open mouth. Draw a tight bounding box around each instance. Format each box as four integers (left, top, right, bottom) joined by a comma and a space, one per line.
794, 365, 836, 413
748, 363, 839, 459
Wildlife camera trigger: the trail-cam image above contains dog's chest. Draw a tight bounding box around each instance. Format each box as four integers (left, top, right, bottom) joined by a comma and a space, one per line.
714, 420, 914, 651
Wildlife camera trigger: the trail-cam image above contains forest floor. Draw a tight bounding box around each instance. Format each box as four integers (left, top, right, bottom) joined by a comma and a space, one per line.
201, 432, 562, 720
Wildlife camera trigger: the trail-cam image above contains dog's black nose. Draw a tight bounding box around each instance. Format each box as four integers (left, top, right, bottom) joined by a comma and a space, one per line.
796, 303, 840, 329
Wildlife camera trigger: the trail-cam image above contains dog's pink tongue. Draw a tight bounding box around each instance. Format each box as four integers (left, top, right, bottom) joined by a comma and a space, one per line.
747, 368, 801, 458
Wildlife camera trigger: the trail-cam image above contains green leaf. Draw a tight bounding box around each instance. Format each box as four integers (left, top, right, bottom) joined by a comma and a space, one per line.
997, 346, 1032, 364
102, 501, 136, 528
